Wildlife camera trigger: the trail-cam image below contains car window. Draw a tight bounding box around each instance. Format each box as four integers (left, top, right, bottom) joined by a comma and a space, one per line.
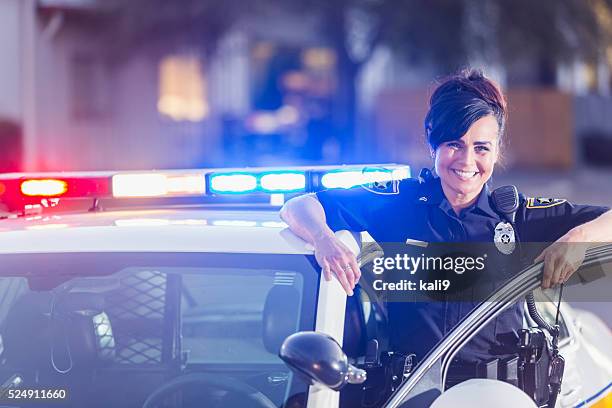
531, 289, 570, 341
180, 269, 305, 364
0, 252, 319, 408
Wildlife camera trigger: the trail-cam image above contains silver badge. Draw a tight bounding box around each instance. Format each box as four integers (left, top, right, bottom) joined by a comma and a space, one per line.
494, 222, 516, 255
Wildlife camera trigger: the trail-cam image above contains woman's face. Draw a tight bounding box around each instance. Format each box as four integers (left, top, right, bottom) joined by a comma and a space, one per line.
434, 115, 499, 199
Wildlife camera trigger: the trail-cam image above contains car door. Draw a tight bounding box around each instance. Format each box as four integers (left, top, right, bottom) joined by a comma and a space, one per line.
382, 244, 612, 408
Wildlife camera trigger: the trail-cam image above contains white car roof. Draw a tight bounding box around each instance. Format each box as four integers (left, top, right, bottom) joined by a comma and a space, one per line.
0, 208, 313, 255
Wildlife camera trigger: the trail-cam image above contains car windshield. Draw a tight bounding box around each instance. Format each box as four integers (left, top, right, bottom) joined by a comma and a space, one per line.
0, 252, 319, 408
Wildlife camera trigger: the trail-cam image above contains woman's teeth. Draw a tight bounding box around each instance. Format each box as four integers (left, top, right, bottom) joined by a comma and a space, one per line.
453, 169, 478, 179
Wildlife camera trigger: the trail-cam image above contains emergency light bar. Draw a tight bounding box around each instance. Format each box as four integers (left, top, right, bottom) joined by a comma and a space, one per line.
0, 164, 410, 212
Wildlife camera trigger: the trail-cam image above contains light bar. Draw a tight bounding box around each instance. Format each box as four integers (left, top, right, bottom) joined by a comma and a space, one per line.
21, 179, 68, 197
112, 173, 205, 198
0, 164, 410, 214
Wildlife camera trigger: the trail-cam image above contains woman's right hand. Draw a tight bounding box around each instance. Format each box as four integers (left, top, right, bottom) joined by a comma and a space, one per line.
313, 233, 361, 296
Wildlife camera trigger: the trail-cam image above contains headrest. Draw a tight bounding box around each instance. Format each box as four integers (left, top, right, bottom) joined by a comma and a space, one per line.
2, 292, 115, 372
52, 292, 116, 369
262, 285, 300, 354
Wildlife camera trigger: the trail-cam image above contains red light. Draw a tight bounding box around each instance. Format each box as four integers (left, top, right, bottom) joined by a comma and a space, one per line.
21, 179, 68, 197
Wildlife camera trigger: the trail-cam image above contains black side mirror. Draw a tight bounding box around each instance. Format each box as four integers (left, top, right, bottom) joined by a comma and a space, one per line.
279, 331, 366, 391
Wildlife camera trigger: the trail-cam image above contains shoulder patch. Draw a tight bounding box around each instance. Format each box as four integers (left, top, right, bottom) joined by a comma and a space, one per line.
525, 197, 567, 209
362, 179, 401, 195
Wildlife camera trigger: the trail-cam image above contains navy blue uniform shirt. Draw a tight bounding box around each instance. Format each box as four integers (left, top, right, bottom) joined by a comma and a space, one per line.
316, 176, 609, 362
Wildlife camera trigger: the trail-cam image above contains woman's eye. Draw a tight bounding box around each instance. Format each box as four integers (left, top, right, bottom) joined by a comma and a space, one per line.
475, 145, 490, 152
447, 142, 461, 149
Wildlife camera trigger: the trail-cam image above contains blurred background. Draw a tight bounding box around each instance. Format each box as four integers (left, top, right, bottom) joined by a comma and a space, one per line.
0, 0, 610, 320
0, 0, 611, 193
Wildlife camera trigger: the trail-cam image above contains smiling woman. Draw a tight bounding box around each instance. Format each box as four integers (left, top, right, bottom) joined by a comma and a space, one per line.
280, 68, 612, 398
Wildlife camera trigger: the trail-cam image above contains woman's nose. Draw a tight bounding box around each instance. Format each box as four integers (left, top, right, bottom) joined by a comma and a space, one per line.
457, 147, 476, 166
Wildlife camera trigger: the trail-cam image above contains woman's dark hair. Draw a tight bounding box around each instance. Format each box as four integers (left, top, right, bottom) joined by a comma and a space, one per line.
424, 69, 507, 151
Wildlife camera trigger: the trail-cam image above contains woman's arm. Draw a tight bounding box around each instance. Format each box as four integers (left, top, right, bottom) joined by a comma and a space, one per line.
280, 194, 360, 295
570, 209, 612, 243
536, 209, 612, 288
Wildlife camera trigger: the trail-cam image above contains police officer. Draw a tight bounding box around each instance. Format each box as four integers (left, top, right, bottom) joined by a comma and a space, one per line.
280, 69, 612, 365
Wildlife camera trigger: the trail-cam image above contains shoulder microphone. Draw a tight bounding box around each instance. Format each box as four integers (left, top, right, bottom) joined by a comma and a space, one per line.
491, 185, 520, 224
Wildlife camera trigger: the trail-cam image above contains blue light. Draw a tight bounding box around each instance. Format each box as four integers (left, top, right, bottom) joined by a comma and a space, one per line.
210, 173, 257, 193
209, 165, 410, 194
260, 172, 306, 192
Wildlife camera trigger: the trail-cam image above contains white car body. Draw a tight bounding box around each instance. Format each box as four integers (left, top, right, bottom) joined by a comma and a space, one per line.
0, 205, 610, 408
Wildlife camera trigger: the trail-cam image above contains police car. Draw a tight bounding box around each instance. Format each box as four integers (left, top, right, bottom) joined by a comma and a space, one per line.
0, 165, 610, 408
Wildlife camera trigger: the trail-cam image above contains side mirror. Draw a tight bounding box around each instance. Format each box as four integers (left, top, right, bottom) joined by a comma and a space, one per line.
279, 331, 366, 391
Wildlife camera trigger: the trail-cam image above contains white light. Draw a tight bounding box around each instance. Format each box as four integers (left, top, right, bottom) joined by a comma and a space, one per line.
260, 173, 305, 192
112, 173, 205, 198
320, 171, 364, 189
321, 166, 411, 189
166, 174, 206, 194
113, 174, 168, 197
210, 174, 257, 193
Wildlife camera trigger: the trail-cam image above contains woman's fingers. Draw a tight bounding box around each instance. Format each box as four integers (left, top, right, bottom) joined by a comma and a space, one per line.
540, 242, 587, 288
349, 257, 361, 283
341, 257, 355, 289
339, 254, 360, 290
331, 258, 354, 296
541, 250, 559, 289
314, 236, 359, 296
549, 255, 566, 287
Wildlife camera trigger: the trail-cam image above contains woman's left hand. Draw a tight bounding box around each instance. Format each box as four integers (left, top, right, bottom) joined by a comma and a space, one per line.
534, 230, 589, 289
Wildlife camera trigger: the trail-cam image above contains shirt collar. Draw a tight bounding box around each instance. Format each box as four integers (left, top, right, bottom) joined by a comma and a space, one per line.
423, 177, 499, 219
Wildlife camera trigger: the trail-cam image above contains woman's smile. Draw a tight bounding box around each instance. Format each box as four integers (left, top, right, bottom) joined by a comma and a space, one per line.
451, 169, 480, 180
